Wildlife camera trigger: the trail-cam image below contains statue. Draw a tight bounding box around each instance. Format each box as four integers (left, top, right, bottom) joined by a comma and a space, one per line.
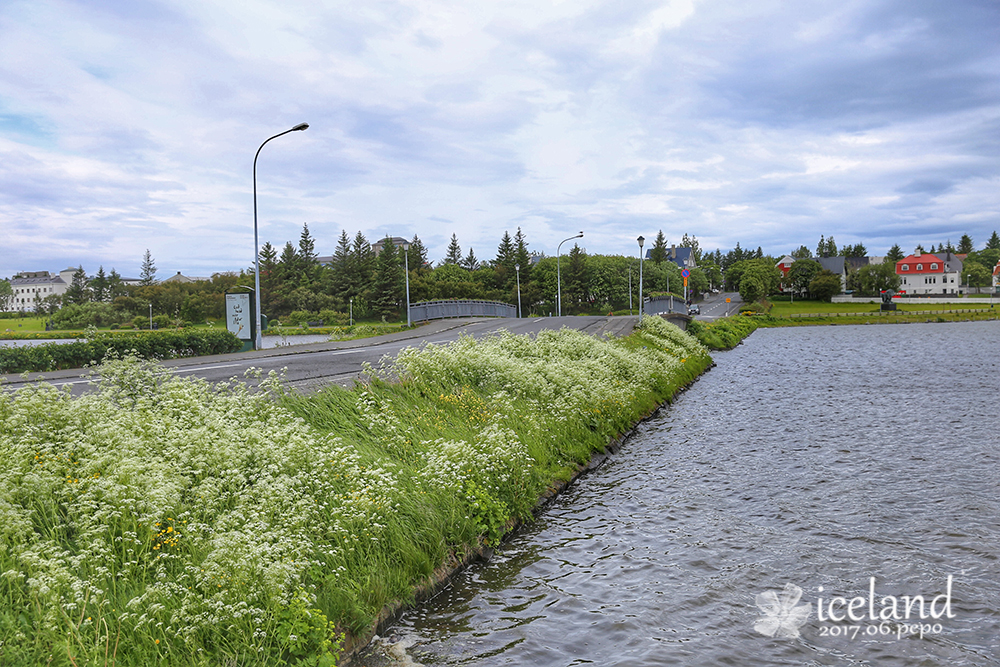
880, 290, 897, 311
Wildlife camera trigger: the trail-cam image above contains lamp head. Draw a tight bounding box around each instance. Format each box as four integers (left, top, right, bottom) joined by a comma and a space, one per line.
515, 263, 520, 271
291, 123, 309, 131
637, 235, 645, 249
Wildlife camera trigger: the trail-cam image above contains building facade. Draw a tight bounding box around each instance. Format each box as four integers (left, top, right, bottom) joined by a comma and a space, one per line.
895, 252, 963, 295
9, 268, 76, 311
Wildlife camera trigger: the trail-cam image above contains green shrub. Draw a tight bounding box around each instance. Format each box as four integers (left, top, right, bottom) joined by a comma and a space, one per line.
0, 329, 243, 373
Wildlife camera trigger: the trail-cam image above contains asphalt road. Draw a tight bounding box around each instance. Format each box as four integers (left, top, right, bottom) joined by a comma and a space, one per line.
693, 291, 743, 320
1, 315, 639, 396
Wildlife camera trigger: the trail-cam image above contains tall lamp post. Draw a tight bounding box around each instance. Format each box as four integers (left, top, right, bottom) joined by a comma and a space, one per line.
253, 122, 309, 350
515, 263, 522, 318
402, 240, 411, 327
557, 232, 583, 317
637, 236, 645, 318
628, 263, 633, 315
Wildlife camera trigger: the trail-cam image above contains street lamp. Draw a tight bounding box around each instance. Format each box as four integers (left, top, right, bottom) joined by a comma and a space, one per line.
628, 263, 633, 315
515, 263, 522, 318
557, 232, 583, 316
637, 236, 645, 318
402, 240, 411, 327
253, 122, 309, 350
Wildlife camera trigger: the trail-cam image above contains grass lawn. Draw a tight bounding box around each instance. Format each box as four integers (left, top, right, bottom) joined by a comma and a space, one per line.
0, 316, 47, 333
771, 299, 994, 317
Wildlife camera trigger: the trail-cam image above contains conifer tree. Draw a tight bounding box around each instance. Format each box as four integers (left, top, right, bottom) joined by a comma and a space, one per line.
89, 266, 109, 302
64, 266, 90, 304
885, 244, 904, 263
444, 234, 462, 265
514, 227, 532, 282
406, 235, 428, 271
649, 230, 668, 264
958, 234, 974, 254
371, 237, 404, 319
140, 250, 157, 285
462, 248, 479, 271
986, 231, 1000, 250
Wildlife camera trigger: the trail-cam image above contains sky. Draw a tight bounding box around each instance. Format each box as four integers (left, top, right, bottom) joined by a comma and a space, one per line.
2, 0, 999, 279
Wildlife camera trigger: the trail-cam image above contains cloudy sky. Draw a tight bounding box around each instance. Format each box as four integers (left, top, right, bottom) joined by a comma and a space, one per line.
2, 0, 999, 279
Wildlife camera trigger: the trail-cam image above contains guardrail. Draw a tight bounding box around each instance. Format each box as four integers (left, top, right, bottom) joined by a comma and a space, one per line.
645, 296, 686, 315
410, 299, 516, 322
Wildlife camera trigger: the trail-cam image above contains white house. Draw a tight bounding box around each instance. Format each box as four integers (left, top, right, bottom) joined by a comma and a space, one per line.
895, 251, 963, 295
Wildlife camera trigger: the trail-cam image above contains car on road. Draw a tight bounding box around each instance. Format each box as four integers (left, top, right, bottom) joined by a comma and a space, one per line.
688, 304, 700, 315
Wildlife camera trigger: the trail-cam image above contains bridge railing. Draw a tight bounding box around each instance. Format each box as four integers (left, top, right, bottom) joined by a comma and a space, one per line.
644, 296, 686, 315
410, 300, 516, 322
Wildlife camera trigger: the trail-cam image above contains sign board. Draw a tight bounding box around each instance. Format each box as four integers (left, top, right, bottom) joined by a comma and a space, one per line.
683, 276, 688, 287
681, 269, 690, 277
726, 297, 731, 303
225, 293, 252, 340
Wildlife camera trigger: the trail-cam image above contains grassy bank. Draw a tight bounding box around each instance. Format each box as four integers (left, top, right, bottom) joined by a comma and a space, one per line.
687, 315, 761, 350
0, 316, 709, 666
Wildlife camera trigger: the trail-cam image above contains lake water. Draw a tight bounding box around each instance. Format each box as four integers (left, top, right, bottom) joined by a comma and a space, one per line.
366, 321, 1000, 666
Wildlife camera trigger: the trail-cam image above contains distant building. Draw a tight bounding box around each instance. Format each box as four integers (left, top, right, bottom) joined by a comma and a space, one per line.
992, 260, 1000, 291
895, 251, 963, 295
645, 245, 696, 270
161, 271, 210, 284
9, 268, 75, 310
372, 237, 411, 256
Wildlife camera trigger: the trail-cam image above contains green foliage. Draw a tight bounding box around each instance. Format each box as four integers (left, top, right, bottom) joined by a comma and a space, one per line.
809, 270, 842, 302
0, 321, 710, 666
50, 301, 131, 329
687, 315, 760, 350
0, 329, 242, 373
850, 262, 900, 296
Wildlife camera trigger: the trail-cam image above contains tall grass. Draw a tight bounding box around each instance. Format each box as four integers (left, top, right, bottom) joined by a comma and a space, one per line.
0, 317, 709, 666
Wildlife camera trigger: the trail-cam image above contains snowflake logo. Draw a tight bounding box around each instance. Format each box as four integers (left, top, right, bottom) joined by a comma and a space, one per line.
754, 583, 811, 639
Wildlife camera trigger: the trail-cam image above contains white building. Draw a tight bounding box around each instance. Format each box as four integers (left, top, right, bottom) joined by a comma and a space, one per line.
895, 252, 964, 295
10, 268, 76, 311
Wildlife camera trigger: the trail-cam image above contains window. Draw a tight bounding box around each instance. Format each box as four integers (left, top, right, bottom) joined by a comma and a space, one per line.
931, 263, 938, 270
917, 264, 923, 270
901, 264, 909, 271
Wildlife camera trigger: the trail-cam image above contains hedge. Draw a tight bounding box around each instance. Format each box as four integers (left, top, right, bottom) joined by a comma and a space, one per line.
0, 329, 243, 374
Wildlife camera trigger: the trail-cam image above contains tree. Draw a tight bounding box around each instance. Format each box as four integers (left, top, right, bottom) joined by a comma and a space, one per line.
90, 266, 110, 302
649, 231, 668, 264
564, 244, 589, 312
788, 259, 822, 297
406, 235, 429, 271
297, 223, 319, 284
64, 266, 91, 305
443, 234, 462, 265
0, 279, 12, 311
853, 263, 900, 296
964, 262, 991, 292
914, 244, 926, 255
140, 249, 157, 286
957, 234, 974, 254
680, 234, 702, 262
885, 245, 905, 263
462, 248, 480, 271
514, 227, 532, 284
371, 237, 404, 318
986, 231, 1000, 250
791, 245, 812, 259
809, 270, 842, 302
840, 243, 867, 257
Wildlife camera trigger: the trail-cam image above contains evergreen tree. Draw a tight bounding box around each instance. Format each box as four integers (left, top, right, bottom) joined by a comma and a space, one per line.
462, 248, 480, 271
514, 227, 532, 283
986, 231, 1000, 250
790, 245, 812, 259
885, 244, 904, 263
649, 230, 668, 264
371, 237, 404, 319
914, 244, 926, 254
258, 242, 280, 292
278, 242, 298, 283
958, 234, 974, 254
89, 266, 109, 302
443, 234, 462, 265
349, 232, 375, 301
493, 231, 516, 288
140, 249, 157, 286
64, 266, 90, 304
107, 269, 127, 299
297, 223, 319, 283
945, 239, 956, 253
406, 234, 428, 271
680, 234, 701, 262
